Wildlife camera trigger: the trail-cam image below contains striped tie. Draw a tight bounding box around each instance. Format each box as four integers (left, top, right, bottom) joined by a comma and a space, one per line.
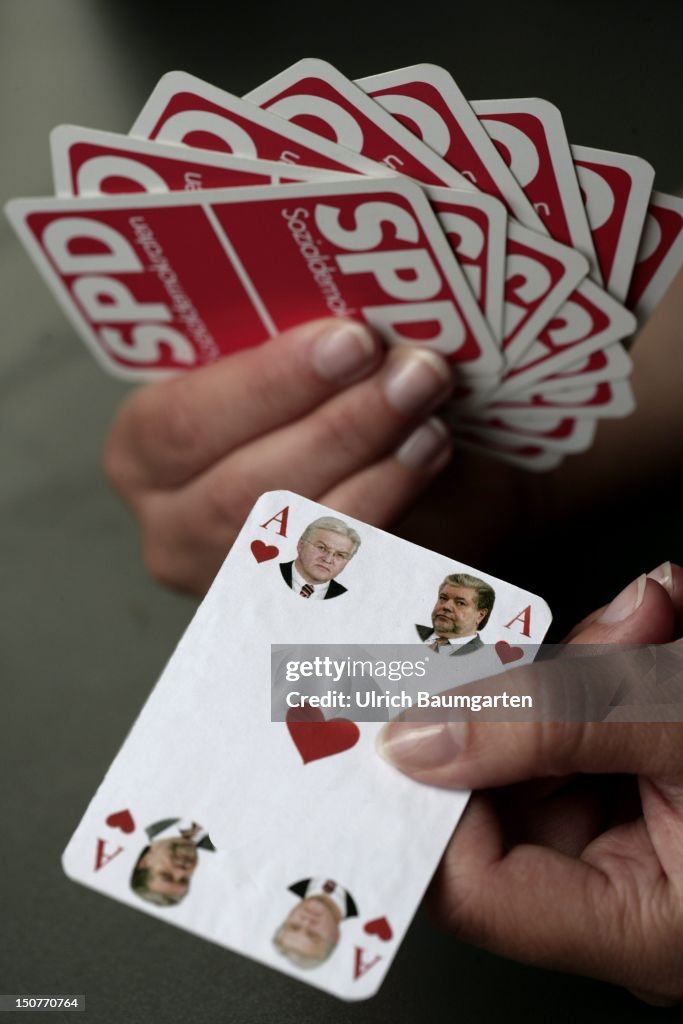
300, 583, 314, 598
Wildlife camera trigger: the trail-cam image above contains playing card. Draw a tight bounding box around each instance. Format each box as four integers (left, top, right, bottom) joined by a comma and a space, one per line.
246, 59, 524, 346
455, 413, 596, 454
62, 490, 553, 999
425, 185, 507, 339
492, 278, 636, 397
501, 221, 589, 366
245, 58, 475, 189
626, 190, 683, 321
51, 124, 355, 198
471, 98, 600, 280
522, 343, 632, 396
130, 70, 386, 177
9, 57, 668, 477
572, 145, 654, 302
5, 177, 503, 379
452, 433, 564, 471
488, 378, 635, 420
355, 64, 542, 230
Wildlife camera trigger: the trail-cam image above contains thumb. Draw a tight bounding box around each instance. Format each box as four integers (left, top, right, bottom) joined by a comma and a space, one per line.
563, 562, 682, 642
378, 576, 682, 789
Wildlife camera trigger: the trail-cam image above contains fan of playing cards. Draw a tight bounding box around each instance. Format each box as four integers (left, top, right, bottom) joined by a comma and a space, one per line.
6, 59, 683, 470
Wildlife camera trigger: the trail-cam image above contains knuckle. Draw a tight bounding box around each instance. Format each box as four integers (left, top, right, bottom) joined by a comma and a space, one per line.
200, 464, 253, 534
102, 392, 147, 494
122, 378, 211, 481
428, 866, 490, 949
140, 524, 202, 595
134, 493, 226, 596
137, 500, 193, 593
314, 402, 376, 465
240, 349, 302, 417
102, 428, 132, 496
140, 533, 183, 591
534, 720, 590, 776
146, 380, 209, 475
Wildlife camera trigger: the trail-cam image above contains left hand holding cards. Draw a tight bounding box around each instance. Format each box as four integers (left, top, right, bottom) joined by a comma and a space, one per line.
104, 317, 454, 593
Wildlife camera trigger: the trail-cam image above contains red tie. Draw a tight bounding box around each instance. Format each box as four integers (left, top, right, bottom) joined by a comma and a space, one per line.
300, 584, 314, 598
429, 636, 450, 652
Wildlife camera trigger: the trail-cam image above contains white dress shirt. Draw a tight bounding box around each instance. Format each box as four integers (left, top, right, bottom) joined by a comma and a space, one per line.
423, 632, 478, 649
291, 562, 330, 600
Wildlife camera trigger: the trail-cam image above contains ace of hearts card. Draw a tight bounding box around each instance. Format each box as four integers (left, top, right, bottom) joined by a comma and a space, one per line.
63, 491, 552, 999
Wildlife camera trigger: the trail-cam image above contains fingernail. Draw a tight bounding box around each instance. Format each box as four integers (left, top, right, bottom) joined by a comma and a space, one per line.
646, 561, 673, 596
395, 418, 452, 469
376, 721, 465, 772
597, 574, 647, 623
311, 322, 376, 382
383, 349, 453, 416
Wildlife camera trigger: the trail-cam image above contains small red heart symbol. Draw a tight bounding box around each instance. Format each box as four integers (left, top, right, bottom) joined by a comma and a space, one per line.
251, 540, 279, 563
495, 640, 524, 665
286, 707, 360, 764
106, 809, 135, 834
364, 917, 393, 941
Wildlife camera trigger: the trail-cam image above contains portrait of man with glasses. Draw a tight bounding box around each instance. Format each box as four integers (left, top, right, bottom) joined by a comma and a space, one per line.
279, 516, 361, 600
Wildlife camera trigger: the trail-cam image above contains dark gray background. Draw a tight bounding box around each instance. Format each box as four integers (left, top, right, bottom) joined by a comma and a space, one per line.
1, 1, 681, 1020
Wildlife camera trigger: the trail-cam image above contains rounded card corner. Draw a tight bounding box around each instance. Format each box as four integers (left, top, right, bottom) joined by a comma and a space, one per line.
60, 845, 79, 881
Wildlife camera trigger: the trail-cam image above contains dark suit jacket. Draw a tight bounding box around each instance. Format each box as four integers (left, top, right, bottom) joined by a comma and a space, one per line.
415, 624, 483, 655
289, 878, 358, 919
280, 560, 347, 600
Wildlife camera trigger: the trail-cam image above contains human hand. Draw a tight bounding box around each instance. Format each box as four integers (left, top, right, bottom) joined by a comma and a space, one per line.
104, 318, 454, 594
378, 562, 683, 1005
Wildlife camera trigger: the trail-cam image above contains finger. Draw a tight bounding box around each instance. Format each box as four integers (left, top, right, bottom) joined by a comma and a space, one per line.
104, 318, 382, 491
377, 580, 683, 788
563, 573, 676, 645
635, 775, 683, 888
379, 715, 683, 791
645, 561, 683, 634
141, 346, 453, 548
429, 794, 643, 989
494, 776, 610, 856
204, 345, 453, 502
133, 415, 453, 595
320, 418, 453, 527
563, 561, 683, 640
135, 486, 239, 594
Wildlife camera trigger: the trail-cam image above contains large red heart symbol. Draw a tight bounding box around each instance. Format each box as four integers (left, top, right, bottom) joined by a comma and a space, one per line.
106, 809, 135, 834
286, 707, 360, 764
495, 640, 524, 665
251, 540, 279, 563
364, 917, 393, 941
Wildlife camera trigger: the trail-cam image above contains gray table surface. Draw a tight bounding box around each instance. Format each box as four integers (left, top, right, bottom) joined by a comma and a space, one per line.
1, 1, 680, 1020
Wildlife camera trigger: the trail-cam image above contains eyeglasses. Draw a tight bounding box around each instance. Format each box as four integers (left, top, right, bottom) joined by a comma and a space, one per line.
304, 540, 352, 563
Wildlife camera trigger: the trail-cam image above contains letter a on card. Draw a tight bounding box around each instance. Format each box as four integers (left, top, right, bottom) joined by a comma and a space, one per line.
504, 604, 532, 637
260, 505, 289, 537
